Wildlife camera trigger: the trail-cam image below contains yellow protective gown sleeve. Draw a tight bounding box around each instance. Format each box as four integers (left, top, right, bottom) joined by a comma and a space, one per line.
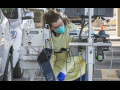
46, 23, 86, 81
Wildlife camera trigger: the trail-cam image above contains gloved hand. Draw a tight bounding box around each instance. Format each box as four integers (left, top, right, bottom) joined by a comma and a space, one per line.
57, 72, 65, 81
57, 69, 67, 81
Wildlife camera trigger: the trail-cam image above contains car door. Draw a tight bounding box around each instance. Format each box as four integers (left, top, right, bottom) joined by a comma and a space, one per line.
3, 12, 12, 63
0, 10, 5, 76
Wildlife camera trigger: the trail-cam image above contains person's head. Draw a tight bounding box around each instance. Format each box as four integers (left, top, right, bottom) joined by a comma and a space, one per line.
41, 10, 71, 33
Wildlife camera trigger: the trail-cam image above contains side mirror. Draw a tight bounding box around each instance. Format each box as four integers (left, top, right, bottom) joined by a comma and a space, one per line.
22, 12, 34, 20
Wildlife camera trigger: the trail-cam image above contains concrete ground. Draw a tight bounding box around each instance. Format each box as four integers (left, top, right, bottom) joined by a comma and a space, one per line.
13, 30, 120, 81
94, 30, 120, 81
93, 41, 120, 81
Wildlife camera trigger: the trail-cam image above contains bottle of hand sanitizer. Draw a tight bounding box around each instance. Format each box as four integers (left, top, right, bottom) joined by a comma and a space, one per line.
45, 24, 48, 29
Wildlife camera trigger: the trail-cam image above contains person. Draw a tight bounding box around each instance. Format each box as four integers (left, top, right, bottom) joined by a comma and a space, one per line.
41, 10, 86, 81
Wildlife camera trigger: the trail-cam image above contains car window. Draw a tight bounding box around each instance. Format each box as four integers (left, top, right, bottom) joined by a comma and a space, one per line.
0, 8, 18, 19
29, 9, 44, 22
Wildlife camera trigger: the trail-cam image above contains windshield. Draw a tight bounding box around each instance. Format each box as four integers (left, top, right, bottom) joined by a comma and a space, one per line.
29, 9, 44, 22
0, 8, 18, 19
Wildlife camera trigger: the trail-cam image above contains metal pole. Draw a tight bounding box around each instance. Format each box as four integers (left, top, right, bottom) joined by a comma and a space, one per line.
87, 64, 93, 81
87, 46, 94, 81
87, 8, 93, 81
88, 8, 92, 39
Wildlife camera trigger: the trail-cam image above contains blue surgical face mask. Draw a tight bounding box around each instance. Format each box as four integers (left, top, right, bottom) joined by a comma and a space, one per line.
56, 25, 65, 34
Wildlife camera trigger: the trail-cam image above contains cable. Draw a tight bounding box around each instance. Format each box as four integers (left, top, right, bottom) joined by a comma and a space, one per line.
66, 60, 75, 73
76, 8, 84, 42
23, 25, 54, 81
78, 19, 85, 42
45, 39, 50, 48
54, 53, 71, 64
78, 17, 97, 42
26, 44, 46, 81
78, 52, 82, 81
64, 48, 75, 73
83, 16, 97, 28
28, 43, 39, 54
54, 50, 75, 73
20, 44, 39, 81
109, 45, 113, 81
66, 54, 75, 73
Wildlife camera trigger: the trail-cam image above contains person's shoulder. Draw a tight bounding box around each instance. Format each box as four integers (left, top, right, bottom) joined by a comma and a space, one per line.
67, 23, 75, 27
66, 23, 79, 30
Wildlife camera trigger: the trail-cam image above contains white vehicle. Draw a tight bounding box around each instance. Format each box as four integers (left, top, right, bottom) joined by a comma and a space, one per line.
0, 9, 13, 81
0, 8, 35, 78
29, 8, 48, 28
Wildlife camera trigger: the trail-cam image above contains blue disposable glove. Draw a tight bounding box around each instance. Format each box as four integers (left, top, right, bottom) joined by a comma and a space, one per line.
57, 72, 65, 81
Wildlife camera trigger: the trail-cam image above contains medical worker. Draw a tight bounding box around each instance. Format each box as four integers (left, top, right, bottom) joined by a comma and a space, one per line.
41, 10, 86, 81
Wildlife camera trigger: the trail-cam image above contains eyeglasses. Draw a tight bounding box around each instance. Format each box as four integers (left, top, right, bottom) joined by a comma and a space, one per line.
52, 22, 64, 30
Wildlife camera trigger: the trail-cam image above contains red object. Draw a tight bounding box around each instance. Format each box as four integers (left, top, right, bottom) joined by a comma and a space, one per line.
8, 20, 11, 27
27, 50, 29, 54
